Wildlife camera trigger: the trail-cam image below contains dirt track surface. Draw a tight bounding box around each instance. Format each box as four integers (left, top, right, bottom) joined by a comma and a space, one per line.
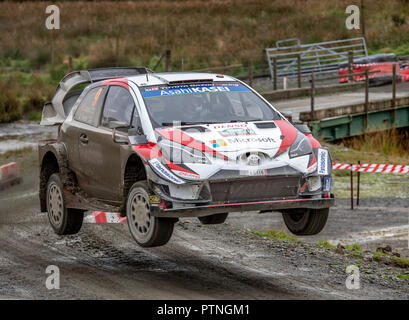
0, 149, 408, 300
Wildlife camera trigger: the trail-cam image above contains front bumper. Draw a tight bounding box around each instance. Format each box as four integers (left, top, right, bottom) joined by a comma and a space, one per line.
151, 196, 335, 218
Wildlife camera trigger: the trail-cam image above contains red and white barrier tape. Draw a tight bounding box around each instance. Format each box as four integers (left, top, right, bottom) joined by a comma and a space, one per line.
83, 211, 127, 223
0, 162, 18, 180
333, 162, 409, 173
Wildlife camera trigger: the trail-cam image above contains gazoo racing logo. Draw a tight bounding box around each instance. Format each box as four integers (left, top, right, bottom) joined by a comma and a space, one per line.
219, 127, 256, 137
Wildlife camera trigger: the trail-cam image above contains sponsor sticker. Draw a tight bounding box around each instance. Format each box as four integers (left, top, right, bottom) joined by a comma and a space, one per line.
212, 123, 248, 129
226, 136, 276, 144
149, 158, 184, 184
240, 169, 267, 176
210, 139, 227, 148
323, 177, 332, 192
219, 127, 256, 137
173, 170, 201, 180
141, 84, 251, 98
317, 148, 329, 175
149, 195, 162, 204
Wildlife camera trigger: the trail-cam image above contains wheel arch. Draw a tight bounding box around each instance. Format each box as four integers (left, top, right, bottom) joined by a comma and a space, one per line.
39, 142, 69, 212
120, 153, 147, 216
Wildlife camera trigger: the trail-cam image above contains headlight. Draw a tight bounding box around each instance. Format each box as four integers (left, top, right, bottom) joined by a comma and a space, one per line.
159, 140, 210, 164
306, 176, 321, 192
289, 133, 312, 158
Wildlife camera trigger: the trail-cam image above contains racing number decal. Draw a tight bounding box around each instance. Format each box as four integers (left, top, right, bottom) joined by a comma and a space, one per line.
91, 87, 103, 107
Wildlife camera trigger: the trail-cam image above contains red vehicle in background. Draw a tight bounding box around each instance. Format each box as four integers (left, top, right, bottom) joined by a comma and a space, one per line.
338, 53, 409, 85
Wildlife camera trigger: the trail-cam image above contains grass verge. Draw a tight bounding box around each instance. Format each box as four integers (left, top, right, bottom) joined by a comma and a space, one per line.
250, 229, 301, 242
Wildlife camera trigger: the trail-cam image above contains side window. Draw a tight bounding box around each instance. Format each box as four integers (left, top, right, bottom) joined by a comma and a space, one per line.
73, 86, 107, 126
131, 105, 141, 129
101, 86, 135, 128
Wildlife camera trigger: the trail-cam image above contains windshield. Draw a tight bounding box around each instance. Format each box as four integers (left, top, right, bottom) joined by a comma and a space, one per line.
140, 82, 281, 128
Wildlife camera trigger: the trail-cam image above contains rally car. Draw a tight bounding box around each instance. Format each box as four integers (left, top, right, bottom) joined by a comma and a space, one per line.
39, 67, 334, 247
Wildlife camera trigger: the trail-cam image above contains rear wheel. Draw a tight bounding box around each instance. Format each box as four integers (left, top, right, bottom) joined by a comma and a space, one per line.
126, 181, 175, 247
198, 212, 228, 225
46, 173, 84, 235
282, 208, 329, 235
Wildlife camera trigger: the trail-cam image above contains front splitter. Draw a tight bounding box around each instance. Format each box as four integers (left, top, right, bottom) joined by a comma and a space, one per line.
151, 196, 335, 218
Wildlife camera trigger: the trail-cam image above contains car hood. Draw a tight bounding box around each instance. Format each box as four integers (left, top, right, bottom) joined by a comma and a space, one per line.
155, 120, 298, 158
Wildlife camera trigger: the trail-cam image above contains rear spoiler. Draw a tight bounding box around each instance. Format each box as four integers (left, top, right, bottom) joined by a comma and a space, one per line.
41, 67, 151, 126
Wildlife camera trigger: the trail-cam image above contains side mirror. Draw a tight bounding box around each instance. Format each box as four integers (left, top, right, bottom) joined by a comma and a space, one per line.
294, 124, 311, 134
109, 121, 129, 144
281, 111, 293, 123
109, 120, 128, 130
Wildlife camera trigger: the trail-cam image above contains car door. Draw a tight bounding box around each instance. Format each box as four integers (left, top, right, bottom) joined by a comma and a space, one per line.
80, 85, 136, 202
69, 86, 108, 198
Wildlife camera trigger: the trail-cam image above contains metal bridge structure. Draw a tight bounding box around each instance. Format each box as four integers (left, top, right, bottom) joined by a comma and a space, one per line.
265, 37, 368, 80
299, 97, 409, 141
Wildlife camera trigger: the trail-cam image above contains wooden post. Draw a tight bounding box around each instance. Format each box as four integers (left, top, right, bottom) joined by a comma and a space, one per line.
181, 58, 184, 72
283, 77, 288, 90
115, 30, 120, 66
350, 164, 354, 210
273, 58, 277, 91
348, 51, 354, 83
361, 0, 366, 39
297, 55, 301, 88
249, 63, 254, 88
165, 49, 171, 72
310, 72, 315, 121
356, 161, 360, 206
364, 68, 369, 130
68, 56, 72, 73
392, 64, 397, 124
51, 30, 55, 66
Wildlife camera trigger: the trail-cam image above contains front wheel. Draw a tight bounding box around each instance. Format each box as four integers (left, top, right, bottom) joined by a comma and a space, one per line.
126, 181, 175, 247
46, 173, 84, 235
282, 208, 329, 235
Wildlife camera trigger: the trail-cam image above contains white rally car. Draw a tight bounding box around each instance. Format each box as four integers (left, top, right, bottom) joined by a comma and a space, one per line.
39, 68, 334, 247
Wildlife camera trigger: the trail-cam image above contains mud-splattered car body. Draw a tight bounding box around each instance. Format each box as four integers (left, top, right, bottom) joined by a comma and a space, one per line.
39, 68, 334, 246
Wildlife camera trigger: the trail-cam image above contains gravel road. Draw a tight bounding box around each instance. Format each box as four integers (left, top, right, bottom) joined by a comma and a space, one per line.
0, 147, 408, 300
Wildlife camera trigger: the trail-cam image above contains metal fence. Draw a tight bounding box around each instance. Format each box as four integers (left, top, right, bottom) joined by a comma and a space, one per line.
265, 37, 368, 81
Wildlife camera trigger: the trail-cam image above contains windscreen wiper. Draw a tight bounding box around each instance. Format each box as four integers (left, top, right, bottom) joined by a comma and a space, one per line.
229, 119, 263, 123
161, 121, 225, 126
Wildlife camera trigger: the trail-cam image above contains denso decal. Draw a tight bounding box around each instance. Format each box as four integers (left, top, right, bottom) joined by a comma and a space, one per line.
218, 127, 255, 137
141, 85, 250, 98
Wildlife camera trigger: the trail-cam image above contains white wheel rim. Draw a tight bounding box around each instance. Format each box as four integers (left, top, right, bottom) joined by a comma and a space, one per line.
48, 182, 63, 227
128, 190, 154, 243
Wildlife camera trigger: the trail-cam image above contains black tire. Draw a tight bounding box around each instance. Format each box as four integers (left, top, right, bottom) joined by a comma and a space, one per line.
198, 213, 228, 225
282, 208, 329, 235
46, 173, 84, 235
126, 181, 175, 247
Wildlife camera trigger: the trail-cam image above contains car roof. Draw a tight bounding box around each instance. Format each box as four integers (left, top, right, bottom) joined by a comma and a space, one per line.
127, 72, 238, 87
